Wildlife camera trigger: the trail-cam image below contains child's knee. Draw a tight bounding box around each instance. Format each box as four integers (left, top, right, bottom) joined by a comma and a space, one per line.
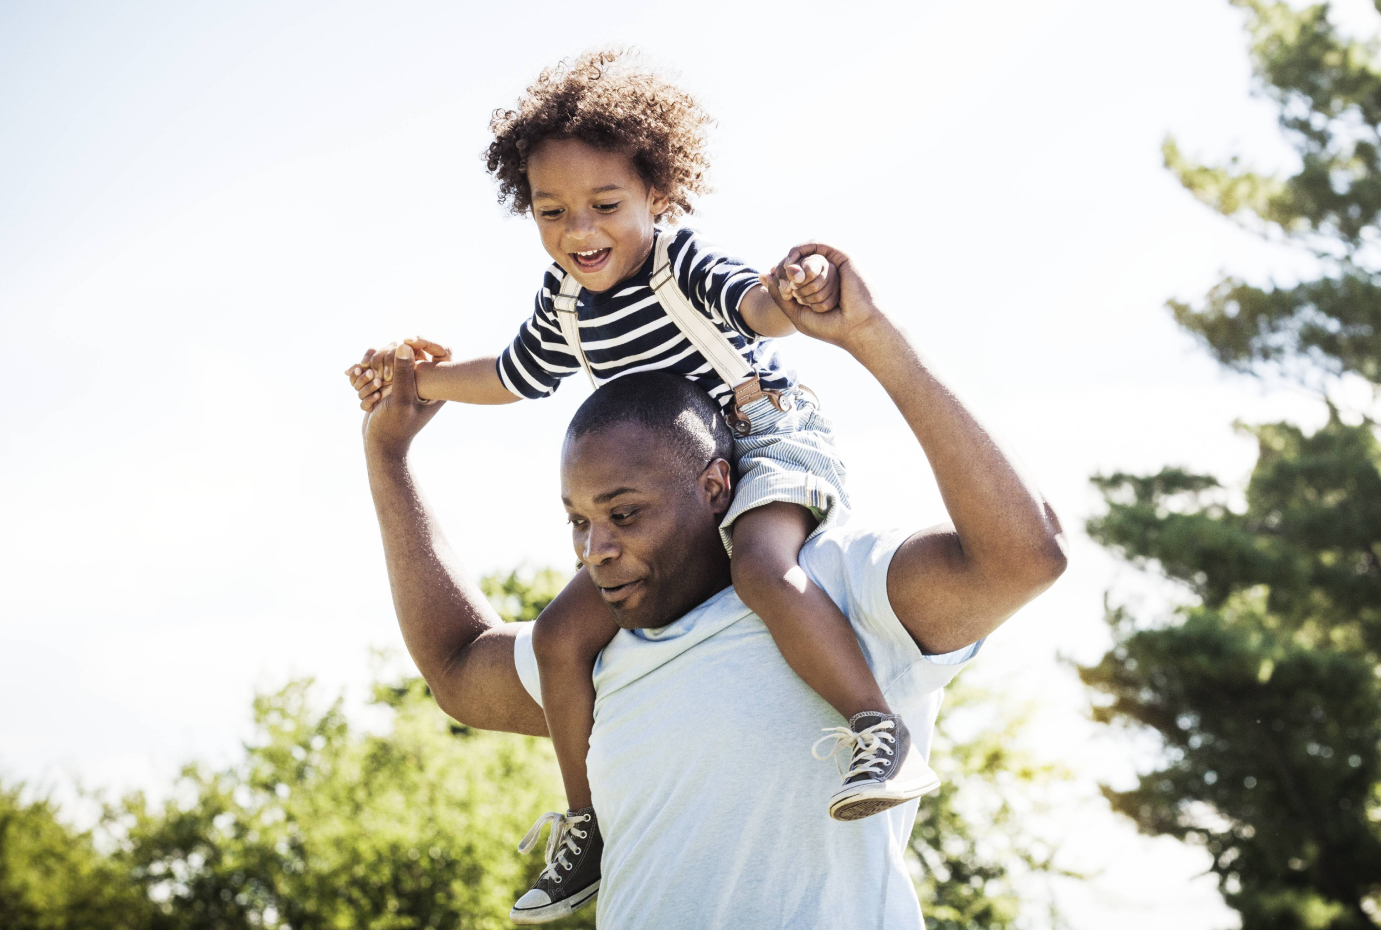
730, 504, 812, 587
730, 535, 803, 608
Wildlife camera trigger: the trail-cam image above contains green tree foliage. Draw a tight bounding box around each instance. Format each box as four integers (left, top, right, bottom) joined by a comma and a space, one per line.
1163, 0, 1381, 386
1085, 3, 1381, 926
0, 568, 1066, 928
106, 676, 590, 930
0, 781, 151, 930
911, 683, 1071, 930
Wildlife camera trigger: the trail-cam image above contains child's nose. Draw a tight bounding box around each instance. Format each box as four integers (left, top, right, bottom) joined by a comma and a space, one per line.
565, 210, 597, 239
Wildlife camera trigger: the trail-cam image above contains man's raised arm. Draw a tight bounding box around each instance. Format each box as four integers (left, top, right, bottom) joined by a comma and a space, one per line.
766, 248, 1068, 655
351, 343, 547, 736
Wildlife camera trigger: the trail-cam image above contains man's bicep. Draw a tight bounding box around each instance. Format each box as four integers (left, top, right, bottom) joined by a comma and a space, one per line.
429, 625, 549, 737
885, 524, 1023, 655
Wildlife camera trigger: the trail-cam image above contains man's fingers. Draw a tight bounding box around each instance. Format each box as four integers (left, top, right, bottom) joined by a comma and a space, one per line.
369, 344, 398, 383
794, 267, 831, 298
358, 375, 384, 401
393, 342, 418, 404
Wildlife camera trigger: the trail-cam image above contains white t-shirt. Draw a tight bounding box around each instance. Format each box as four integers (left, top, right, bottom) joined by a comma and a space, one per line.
512, 523, 981, 929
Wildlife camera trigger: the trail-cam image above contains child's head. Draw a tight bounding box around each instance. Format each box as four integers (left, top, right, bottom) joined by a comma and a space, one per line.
485, 49, 712, 292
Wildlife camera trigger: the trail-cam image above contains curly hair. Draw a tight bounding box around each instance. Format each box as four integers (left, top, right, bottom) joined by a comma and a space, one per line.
485, 49, 712, 222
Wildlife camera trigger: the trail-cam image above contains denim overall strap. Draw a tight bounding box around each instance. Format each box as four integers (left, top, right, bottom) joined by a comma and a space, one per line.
552, 271, 597, 390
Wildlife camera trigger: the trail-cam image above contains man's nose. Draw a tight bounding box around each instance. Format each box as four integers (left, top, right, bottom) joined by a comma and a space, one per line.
582, 523, 620, 564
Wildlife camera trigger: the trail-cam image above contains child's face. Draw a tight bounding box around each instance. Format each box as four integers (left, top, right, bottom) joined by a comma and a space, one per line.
527, 138, 669, 293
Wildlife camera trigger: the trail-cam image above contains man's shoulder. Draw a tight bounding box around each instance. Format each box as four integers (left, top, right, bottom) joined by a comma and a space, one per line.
800, 522, 913, 582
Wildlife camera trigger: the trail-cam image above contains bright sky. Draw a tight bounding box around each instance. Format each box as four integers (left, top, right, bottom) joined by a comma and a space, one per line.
6, 0, 1369, 925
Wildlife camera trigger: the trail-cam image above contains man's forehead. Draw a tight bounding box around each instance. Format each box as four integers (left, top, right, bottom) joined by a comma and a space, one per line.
561, 421, 685, 501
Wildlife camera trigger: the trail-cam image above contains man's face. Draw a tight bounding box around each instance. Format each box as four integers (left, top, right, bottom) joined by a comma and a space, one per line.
526, 138, 670, 294
561, 421, 732, 629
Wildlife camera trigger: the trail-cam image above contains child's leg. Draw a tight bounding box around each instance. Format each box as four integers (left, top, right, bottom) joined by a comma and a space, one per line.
730, 501, 891, 720
530, 567, 620, 811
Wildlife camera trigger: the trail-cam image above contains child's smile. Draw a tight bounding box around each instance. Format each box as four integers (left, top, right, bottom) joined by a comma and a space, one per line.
571, 247, 612, 273
527, 138, 669, 294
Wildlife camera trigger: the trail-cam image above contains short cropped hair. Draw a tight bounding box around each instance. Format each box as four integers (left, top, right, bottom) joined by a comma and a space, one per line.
485, 48, 712, 222
566, 373, 733, 478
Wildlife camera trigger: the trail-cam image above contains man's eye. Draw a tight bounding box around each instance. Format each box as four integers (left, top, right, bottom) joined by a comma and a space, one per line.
567, 516, 587, 528
612, 510, 638, 521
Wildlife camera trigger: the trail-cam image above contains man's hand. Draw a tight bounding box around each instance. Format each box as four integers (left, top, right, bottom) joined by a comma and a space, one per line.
760, 243, 886, 352
345, 342, 445, 452
345, 337, 452, 410
773, 253, 839, 312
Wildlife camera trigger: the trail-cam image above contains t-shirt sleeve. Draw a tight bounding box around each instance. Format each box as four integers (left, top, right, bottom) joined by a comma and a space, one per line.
802, 526, 983, 698
496, 268, 581, 400
512, 621, 543, 707
666, 227, 764, 341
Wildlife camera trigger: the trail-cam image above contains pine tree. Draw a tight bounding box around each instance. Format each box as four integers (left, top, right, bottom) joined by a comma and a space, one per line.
1083, 2, 1381, 926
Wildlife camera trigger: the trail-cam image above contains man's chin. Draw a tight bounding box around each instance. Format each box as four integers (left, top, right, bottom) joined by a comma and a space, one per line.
605, 592, 675, 631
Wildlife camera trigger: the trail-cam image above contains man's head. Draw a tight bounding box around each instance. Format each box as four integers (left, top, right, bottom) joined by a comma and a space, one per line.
561, 373, 735, 630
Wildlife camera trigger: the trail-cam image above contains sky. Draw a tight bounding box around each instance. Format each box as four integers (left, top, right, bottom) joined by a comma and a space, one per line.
4, 0, 1373, 926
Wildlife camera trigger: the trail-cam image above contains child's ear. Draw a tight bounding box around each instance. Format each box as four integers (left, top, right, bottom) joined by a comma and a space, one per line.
648, 186, 671, 219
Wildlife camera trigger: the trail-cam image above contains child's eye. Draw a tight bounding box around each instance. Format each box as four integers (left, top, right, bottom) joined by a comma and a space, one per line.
539, 208, 564, 219
594, 202, 620, 212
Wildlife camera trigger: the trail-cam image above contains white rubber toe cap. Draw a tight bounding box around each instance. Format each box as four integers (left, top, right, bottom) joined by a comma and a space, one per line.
514, 888, 553, 910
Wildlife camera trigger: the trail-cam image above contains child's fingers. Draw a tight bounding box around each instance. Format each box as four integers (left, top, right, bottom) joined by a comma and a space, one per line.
351, 368, 378, 392
405, 336, 451, 361
798, 254, 829, 283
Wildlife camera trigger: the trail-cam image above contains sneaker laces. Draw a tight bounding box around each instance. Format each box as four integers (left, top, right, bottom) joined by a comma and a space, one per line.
517, 810, 591, 883
812, 719, 896, 780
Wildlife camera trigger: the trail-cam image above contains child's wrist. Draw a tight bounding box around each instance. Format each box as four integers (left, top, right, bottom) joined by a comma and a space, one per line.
413, 360, 440, 404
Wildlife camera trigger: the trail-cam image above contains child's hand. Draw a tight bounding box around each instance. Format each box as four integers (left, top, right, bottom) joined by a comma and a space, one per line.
771, 253, 840, 314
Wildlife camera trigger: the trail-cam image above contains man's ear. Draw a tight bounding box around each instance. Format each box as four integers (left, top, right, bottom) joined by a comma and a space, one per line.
699, 458, 733, 518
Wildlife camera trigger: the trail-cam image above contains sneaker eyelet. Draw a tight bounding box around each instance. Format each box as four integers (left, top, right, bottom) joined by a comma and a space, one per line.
555, 877, 563, 884
573, 846, 582, 854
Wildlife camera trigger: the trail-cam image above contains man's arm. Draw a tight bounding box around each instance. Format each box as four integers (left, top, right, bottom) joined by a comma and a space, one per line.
765, 248, 1067, 655
352, 342, 547, 735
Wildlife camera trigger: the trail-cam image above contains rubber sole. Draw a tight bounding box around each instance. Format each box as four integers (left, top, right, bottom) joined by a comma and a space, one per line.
828, 771, 942, 822
509, 879, 599, 925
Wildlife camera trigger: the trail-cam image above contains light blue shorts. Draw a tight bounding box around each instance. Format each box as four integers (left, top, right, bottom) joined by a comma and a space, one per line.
719, 386, 850, 555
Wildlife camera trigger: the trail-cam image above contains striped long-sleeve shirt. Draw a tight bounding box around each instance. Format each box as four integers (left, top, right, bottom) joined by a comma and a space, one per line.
496, 227, 795, 410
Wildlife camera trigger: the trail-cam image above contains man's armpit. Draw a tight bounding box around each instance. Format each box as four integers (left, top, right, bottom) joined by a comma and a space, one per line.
433, 625, 549, 737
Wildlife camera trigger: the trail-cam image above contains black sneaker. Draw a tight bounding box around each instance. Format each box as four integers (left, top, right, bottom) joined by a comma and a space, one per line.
813, 712, 941, 821
509, 807, 602, 925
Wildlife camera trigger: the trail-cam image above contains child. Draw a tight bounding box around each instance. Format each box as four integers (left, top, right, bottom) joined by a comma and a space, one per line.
349, 49, 940, 925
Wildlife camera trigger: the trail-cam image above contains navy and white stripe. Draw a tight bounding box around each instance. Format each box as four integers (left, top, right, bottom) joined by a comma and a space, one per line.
496, 227, 795, 410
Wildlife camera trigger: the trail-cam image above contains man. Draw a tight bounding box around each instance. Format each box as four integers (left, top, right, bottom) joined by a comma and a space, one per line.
349, 244, 1066, 928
